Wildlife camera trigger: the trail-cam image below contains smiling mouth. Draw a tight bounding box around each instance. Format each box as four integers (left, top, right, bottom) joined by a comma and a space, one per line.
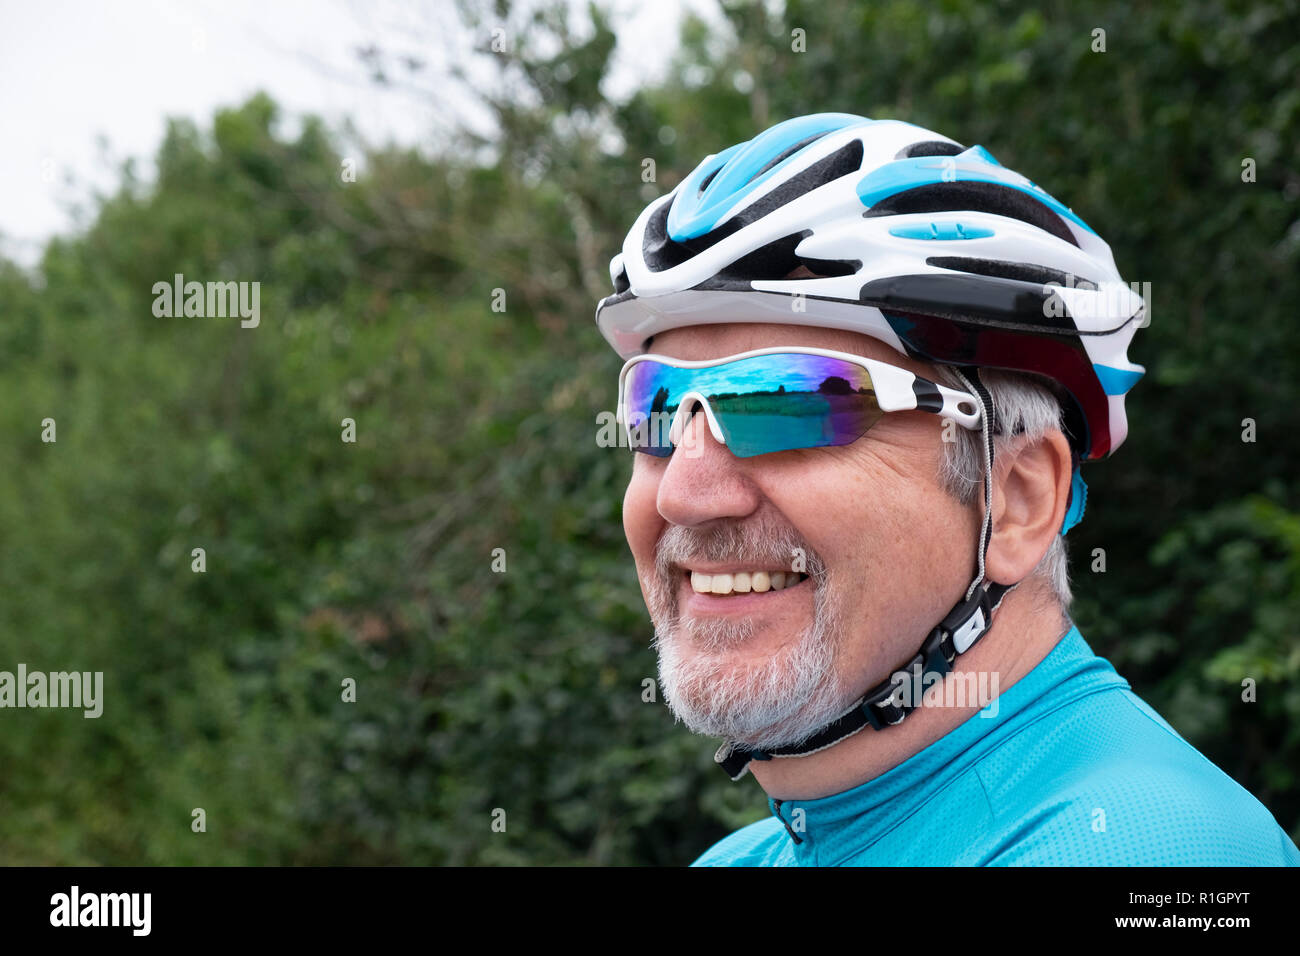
685, 569, 810, 596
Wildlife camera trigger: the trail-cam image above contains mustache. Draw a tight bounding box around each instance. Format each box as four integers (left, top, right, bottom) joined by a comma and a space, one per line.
653, 518, 827, 583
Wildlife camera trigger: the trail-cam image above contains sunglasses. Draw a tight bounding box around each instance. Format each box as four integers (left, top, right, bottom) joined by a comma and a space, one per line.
616, 346, 983, 459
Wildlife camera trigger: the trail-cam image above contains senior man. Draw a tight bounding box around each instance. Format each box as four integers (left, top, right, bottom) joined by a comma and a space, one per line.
594, 113, 1300, 866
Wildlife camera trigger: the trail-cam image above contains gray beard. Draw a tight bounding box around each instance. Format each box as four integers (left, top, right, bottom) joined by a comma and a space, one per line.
643, 520, 863, 751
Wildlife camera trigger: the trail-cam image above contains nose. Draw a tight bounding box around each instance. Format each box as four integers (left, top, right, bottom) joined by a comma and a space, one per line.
655, 399, 762, 527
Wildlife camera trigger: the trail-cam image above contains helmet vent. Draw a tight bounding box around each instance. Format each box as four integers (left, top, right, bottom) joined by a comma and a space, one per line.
897, 140, 966, 159
864, 181, 1079, 248
612, 266, 630, 294
713, 231, 809, 283
692, 231, 858, 290
642, 198, 743, 271
749, 132, 834, 185
786, 257, 858, 279
739, 139, 864, 227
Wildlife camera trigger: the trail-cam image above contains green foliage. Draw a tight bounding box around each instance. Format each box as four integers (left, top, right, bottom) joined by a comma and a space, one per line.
1, 0, 1297, 863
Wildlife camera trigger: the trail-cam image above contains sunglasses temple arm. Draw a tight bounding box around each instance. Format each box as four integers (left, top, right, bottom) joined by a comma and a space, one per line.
871, 365, 982, 431
934, 383, 983, 430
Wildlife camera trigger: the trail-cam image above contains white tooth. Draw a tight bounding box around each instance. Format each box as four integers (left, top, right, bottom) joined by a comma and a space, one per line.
751, 571, 771, 592
733, 572, 752, 593
770, 571, 787, 590
710, 573, 733, 595
691, 572, 711, 593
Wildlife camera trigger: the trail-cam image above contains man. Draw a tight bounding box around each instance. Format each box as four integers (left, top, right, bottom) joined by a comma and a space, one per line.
594, 113, 1300, 866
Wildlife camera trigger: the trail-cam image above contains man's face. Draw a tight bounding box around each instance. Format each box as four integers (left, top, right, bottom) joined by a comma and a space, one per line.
622, 322, 981, 750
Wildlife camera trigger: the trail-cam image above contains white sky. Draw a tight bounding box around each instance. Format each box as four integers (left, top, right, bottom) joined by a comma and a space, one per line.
0, 0, 718, 267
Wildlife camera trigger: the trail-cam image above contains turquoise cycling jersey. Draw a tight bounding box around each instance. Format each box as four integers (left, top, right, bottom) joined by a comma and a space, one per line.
692, 626, 1300, 866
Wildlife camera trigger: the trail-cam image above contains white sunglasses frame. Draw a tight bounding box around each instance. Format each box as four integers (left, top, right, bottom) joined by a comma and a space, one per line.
616, 345, 983, 457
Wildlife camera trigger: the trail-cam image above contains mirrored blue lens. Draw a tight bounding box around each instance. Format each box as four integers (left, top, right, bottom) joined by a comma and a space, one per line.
622, 353, 884, 457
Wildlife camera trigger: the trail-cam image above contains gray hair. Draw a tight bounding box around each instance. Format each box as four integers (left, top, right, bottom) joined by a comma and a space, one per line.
929, 366, 1073, 610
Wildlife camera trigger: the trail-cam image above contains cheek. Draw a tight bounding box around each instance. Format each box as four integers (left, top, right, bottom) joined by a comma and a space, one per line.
622, 458, 663, 570
793, 441, 959, 596
833, 442, 977, 617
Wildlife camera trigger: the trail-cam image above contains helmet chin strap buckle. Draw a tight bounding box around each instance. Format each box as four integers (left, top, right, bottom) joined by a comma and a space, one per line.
919, 624, 953, 680
938, 583, 997, 658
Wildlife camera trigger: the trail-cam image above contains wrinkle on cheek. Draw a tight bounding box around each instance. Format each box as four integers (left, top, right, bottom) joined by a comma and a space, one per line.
836, 437, 942, 552
848, 419, 942, 483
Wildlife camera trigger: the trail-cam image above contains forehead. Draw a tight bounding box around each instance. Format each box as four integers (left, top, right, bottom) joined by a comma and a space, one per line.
645, 322, 941, 381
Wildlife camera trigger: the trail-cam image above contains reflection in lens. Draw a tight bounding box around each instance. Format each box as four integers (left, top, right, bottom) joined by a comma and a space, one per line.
625, 353, 885, 458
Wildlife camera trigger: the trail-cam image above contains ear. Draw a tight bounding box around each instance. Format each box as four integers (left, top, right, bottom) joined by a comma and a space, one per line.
984, 429, 1073, 585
